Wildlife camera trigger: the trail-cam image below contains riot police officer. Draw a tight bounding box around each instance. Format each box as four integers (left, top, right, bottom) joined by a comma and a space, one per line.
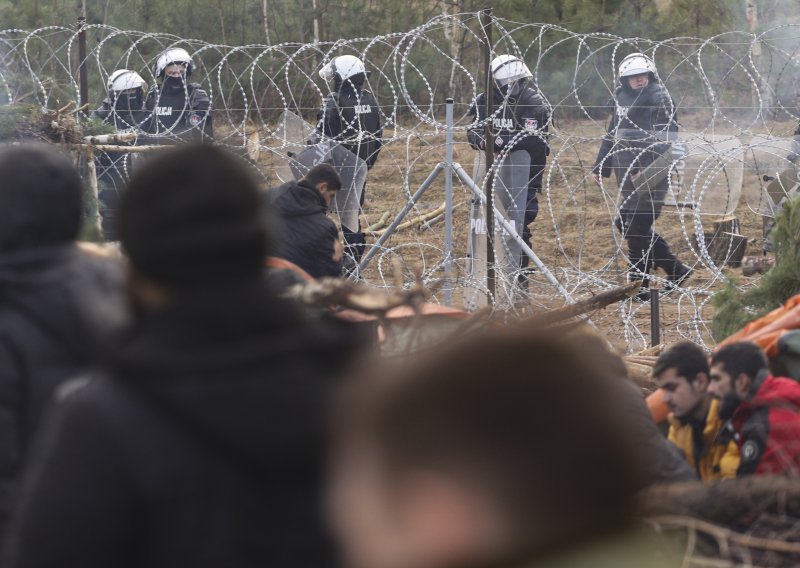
144, 48, 213, 144
316, 54, 382, 262
93, 69, 148, 240
592, 53, 691, 300
467, 54, 550, 269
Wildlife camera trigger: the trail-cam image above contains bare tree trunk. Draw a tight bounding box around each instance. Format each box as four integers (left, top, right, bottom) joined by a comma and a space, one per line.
261, 0, 270, 44
312, 0, 322, 44
217, 0, 227, 45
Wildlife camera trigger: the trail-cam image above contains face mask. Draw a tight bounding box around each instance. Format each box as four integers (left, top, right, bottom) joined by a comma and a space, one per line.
163, 75, 186, 91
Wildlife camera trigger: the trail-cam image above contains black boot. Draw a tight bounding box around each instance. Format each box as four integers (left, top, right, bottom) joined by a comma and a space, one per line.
666, 262, 693, 289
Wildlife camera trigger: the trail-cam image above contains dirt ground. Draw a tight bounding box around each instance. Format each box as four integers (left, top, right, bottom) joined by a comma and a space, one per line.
255, 111, 794, 352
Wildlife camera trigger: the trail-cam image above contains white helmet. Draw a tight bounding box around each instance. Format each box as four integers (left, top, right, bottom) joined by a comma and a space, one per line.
154, 47, 194, 78
107, 69, 146, 93
319, 55, 366, 83
490, 54, 532, 87
618, 53, 656, 78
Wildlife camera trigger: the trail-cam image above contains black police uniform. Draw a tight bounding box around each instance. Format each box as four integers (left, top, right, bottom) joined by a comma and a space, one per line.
144, 78, 213, 144
593, 78, 686, 285
467, 83, 550, 266
93, 92, 148, 240
316, 76, 382, 260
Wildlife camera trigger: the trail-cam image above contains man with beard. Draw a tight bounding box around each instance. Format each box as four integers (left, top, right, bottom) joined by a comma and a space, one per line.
93, 69, 149, 240
709, 341, 800, 476
654, 342, 739, 481
4, 145, 358, 568
144, 48, 213, 144
592, 53, 692, 301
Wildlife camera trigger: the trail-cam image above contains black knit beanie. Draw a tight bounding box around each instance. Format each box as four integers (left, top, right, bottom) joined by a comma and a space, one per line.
118, 145, 270, 289
0, 144, 83, 252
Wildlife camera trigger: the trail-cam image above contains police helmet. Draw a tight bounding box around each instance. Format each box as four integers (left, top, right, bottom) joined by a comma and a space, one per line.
618, 53, 657, 79
319, 55, 366, 84
154, 47, 194, 79
107, 69, 146, 93
491, 55, 532, 88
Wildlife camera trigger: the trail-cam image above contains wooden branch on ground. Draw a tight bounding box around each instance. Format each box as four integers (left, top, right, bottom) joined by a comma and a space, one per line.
516, 280, 642, 327
366, 201, 464, 236
638, 476, 800, 526
365, 211, 392, 232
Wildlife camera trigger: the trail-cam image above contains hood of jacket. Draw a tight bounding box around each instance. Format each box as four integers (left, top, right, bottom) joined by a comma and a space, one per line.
104, 279, 361, 477
0, 244, 126, 358
269, 180, 328, 219
744, 374, 800, 410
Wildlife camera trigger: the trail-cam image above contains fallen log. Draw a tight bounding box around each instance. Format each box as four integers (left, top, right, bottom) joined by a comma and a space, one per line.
83, 132, 137, 145
516, 281, 642, 327
284, 277, 428, 315
365, 211, 392, 232
77, 143, 173, 153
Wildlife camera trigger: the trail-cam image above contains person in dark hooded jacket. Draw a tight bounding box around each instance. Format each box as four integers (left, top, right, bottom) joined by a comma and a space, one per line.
0, 145, 125, 541
267, 163, 344, 279
592, 53, 692, 301
4, 145, 358, 568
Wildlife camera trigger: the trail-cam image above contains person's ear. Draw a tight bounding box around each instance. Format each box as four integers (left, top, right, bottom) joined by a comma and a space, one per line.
734, 373, 751, 397
694, 372, 710, 392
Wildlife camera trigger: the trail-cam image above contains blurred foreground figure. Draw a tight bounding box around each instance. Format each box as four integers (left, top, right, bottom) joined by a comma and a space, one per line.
0, 145, 125, 540
6, 145, 355, 568
329, 327, 679, 568
709, 342, 800, 476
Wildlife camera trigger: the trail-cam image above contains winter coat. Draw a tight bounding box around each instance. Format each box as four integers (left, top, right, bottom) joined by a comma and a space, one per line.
730, 373, 800, 476
467, 85, 550, 160
144, 81, 213, 143
4, 281, 358, 568
0, 244, 125, 538
593, 81, 677, 180
316, 84, 382, 169
267, 180, 343, 278
667, 398, 740, 481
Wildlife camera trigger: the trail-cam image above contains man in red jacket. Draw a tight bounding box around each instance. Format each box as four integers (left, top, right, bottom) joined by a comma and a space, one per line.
709, 341, 800, 476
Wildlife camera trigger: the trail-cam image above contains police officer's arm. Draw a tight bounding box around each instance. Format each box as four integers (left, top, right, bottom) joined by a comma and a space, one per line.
593, 98, 617, 179
466, 97, 485, 150
366, 91, 382, 168
189, 86, 213, 143
92, 99, 112, 122
316, 95, 342, 141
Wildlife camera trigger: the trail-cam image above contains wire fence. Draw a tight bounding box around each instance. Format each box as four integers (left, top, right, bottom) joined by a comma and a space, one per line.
4, 12, 800, 350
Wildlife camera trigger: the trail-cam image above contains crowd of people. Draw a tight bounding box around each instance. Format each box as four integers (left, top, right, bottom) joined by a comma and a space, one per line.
1, 45, 800, 567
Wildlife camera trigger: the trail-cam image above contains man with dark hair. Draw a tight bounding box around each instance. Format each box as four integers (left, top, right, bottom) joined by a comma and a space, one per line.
5, 145, 357, 568
0, 145, 125, 539
267, 163, 344, 279
329, 327, 678, 568
709, 341, 800, 476
653, 342, 739, 481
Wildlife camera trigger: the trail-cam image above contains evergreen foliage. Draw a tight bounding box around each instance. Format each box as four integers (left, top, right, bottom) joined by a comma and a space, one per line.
713, 197, 800, 341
